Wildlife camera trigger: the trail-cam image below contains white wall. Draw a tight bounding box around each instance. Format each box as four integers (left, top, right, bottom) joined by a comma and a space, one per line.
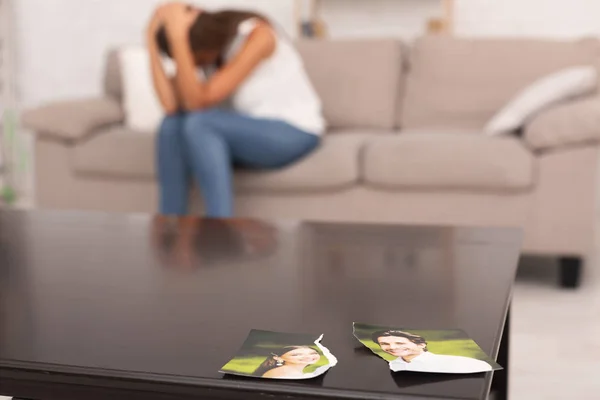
320, 0, 442, 40
321, 0, 600, 40
15, 0, 600, 108
15, 0, 295, 108
455, 0, 600, 38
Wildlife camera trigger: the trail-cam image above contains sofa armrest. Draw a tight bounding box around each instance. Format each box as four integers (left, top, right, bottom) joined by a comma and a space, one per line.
524, 96, 600, 151
22, 97, 124, 142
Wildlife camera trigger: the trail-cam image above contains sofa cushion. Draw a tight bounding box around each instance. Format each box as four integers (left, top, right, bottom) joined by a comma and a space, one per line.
103, 40, 406, 131
401, 36, 600, 130
119, 46, 177, 133
484, 66, 598, 136
104, 49, 123, 100
72, 127, 155, 179
236, 131, 387, 193
23, 97, 124, 143
72, 128, 385, 193
363, 133, 535, 192
296, 39, 405, 130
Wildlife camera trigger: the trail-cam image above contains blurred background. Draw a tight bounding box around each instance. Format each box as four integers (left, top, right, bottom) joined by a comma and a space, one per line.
13, 0, 600, 109
0, 1, 595, 109
4, 0, 600, 200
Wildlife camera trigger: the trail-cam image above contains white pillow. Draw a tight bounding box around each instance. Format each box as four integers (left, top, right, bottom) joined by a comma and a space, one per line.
484, 65, 598, 136
119, 46, 176, 133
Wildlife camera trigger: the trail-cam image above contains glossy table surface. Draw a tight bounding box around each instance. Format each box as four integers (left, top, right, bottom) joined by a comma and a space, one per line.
0, 210, 521, 400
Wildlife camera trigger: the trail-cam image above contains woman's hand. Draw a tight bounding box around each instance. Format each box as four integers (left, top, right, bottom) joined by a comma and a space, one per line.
146, 5, 167, 39
163, 2, 200, 40
147, 2, 195, 39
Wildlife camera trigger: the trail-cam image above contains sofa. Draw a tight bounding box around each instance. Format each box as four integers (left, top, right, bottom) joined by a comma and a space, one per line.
23, 36, 600, 288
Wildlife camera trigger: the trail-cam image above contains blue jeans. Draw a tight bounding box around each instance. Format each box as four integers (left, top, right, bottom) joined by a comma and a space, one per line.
157, 109, 321, 218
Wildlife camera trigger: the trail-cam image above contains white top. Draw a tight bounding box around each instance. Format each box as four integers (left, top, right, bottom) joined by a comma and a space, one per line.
220, 18, 325, 135
389, 352, 493, 374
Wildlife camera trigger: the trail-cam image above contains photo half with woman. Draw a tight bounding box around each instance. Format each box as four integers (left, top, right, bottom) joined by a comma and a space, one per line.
220, 329, 337, 379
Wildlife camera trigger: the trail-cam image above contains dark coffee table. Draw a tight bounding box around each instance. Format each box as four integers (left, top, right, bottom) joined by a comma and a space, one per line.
0, 210, 521, 400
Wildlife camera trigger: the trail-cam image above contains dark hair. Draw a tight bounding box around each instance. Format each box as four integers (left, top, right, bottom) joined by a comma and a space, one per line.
253, 346, 317, 377
371, 330, 429, 352
156, 9, 266, 58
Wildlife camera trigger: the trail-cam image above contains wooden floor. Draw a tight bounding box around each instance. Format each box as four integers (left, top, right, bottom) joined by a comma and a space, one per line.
2, 239, 599, 400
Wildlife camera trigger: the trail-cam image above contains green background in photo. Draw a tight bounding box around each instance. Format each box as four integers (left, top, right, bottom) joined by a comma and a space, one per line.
353, 323, 497, 365
221, 330, 330, 376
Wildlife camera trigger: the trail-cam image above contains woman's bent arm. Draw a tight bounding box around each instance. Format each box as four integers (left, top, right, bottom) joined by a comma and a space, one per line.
165, 6, 275, 111
148, 41, 179, 114
147, 8, 179, 115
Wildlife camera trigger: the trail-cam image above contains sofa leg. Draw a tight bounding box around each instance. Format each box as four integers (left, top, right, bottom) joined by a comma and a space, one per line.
559, 257, 582, 289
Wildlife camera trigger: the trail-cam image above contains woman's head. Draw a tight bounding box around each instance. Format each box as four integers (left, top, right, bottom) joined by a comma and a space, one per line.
156, 8, 266, 66
254, 346, 321, 376
275, 346, 321, 366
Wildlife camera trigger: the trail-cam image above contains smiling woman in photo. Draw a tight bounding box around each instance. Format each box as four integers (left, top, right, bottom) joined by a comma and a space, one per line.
253, 346, 322, 378
220, 330, 337, 380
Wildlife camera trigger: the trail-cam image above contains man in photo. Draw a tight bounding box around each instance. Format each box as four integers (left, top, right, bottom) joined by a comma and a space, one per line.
372, 330, 493, 373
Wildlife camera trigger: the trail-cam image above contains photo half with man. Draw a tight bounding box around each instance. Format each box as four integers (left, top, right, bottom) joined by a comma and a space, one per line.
220, 329, 337, 380
353, 323, 502, 374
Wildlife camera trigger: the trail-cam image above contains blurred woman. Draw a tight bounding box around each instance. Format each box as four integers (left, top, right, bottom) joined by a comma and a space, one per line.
147, 2, 324, 218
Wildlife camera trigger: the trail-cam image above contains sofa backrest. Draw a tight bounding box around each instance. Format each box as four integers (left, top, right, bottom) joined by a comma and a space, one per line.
295, 39, 406, 131
103, 39, 407, 131
401, 36, 600, 130
104, 49, 123, 101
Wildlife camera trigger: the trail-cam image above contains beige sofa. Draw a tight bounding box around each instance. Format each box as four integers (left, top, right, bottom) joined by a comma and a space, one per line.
23, 36, 600, 288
